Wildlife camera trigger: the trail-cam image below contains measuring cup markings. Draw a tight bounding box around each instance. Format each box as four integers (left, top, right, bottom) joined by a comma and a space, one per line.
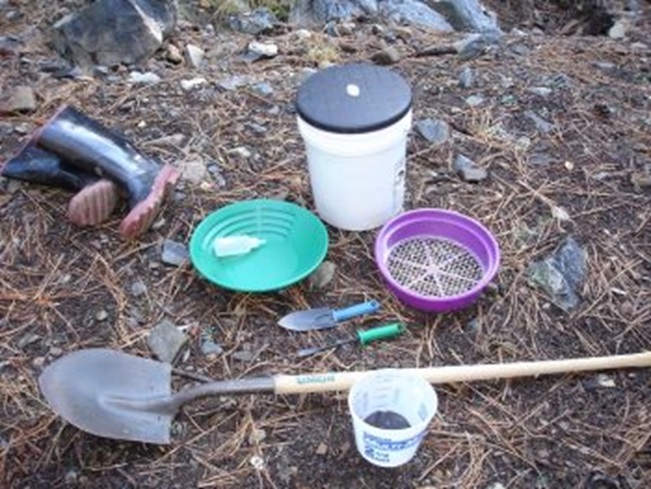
349, 369, 438, 467
363, 431, 426, 452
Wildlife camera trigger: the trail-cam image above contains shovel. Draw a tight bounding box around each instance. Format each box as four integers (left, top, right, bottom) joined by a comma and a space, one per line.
39, 348, 651, 444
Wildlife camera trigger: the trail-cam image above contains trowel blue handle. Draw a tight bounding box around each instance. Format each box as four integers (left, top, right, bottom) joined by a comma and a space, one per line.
332, 300, 381, 322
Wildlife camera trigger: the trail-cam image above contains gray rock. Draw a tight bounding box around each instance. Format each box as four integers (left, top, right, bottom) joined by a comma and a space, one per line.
453, 155, 475, 172
229, 146, 252, 159
218, 75, 251, 91
200, 329, 223, 356
148, 319, 188, 363
378, 0, 454, 31
0, 86, 36, 114
181, 155, 208, 183
547, 73, 572, 90
0, 36, 21, 56
5, 9, 19, 21
51, 0, 177, 69
527, 236, 587, 312
64, 469, 79, 485
131, 280, 148, 297
185, 43, 204, 69
128, 71, 161, 84
608, 19, 626, 39
151, 133, 185, 146
207, 162, 227, 187
161, 239, 188, 266
166, 44, 183, 64
465, 94, 484, 107
295, 28, 313, 40
291, 0, 452, 31
465, 318, 480, 333
458, 65, 473, 88
249, 427, 267, 444
228, 7, 279, 35
180, 77, 207, 90
524, 110, 554, 134
528, 152, 554, 166
324, 21, 341, 37
425, 0, 500, 33
583, 374, 616, 390
251, 82, 273, 96
246, 122, 267, 134
515, 136, 531, 150
501, 78, 516, 92
527, 86, 552, 97
201, 338, 223, 356
13, 122, 31, 135
509, 43, 530, 57
594, 61, 615, 70
498, 77, 513, 91
631, 170, 651, 192
247, 41, 278, 59
18, 333, 41, 349
370, 46, 401, 65
268, 187, 289, 200
232, 350, 254, 362
0, 0, 9, 9
454, 32, 499, 59
453, 154, 487, 182
308, 261, 336, 289
95, 309, 109, 321
290, 0, 373, 26
458, 166, 487, 182
415, 118, 450, 145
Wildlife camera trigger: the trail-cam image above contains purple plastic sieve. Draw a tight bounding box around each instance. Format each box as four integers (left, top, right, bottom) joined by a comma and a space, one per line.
374, 208, 501, 312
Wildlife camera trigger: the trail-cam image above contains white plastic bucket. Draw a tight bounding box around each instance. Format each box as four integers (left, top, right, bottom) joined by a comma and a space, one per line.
347, 369, 438, 468
297, 110, 412, 231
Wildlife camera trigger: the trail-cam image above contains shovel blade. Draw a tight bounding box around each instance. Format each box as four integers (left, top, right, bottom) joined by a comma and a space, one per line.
39, 348, 175, 444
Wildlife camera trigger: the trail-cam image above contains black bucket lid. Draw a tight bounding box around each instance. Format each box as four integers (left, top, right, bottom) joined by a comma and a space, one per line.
295, 63, 412, 134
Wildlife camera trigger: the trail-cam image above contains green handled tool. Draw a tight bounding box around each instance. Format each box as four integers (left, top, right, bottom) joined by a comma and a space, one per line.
297, 323, 406, 357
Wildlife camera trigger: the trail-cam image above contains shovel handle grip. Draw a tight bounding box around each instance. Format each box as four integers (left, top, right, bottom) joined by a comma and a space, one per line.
273, 351, 651, 395
332, 300, 380, 322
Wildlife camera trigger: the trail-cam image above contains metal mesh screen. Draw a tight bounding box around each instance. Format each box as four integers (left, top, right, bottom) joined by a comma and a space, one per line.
386, 237, 484, 297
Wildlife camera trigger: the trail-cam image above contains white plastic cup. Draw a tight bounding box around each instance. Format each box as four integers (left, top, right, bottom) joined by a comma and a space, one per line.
297, 110, 412, 231
347, 369, 438, 468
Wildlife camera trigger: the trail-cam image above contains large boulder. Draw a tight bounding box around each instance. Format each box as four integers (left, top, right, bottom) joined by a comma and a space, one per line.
290, 0, 495, 32
51, 0, 178, 69
290, 0, 453, 31
379, 0, 454, 31
424, 0, 500, 33
290, 0, 374, 26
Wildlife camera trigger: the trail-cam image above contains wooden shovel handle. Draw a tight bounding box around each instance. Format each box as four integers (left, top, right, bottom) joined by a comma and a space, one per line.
273, 351, 651, 395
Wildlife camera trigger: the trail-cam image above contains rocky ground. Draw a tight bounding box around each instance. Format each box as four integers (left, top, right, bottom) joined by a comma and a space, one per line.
1, 0, 651, 488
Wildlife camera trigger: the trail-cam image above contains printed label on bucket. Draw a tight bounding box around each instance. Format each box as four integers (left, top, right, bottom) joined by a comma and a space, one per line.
362, 430, 425, 464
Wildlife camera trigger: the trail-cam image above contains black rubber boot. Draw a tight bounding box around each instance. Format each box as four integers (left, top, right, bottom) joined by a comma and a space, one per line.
32, 104, 179, 239
1, 142, 119, 227
2, 143, 96, 190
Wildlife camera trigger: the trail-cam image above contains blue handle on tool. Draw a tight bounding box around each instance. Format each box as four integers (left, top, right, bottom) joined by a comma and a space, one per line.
332, 300, 381, 322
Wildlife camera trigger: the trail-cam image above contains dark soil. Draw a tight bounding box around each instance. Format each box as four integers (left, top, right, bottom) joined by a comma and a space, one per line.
1, 1, 650, 488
